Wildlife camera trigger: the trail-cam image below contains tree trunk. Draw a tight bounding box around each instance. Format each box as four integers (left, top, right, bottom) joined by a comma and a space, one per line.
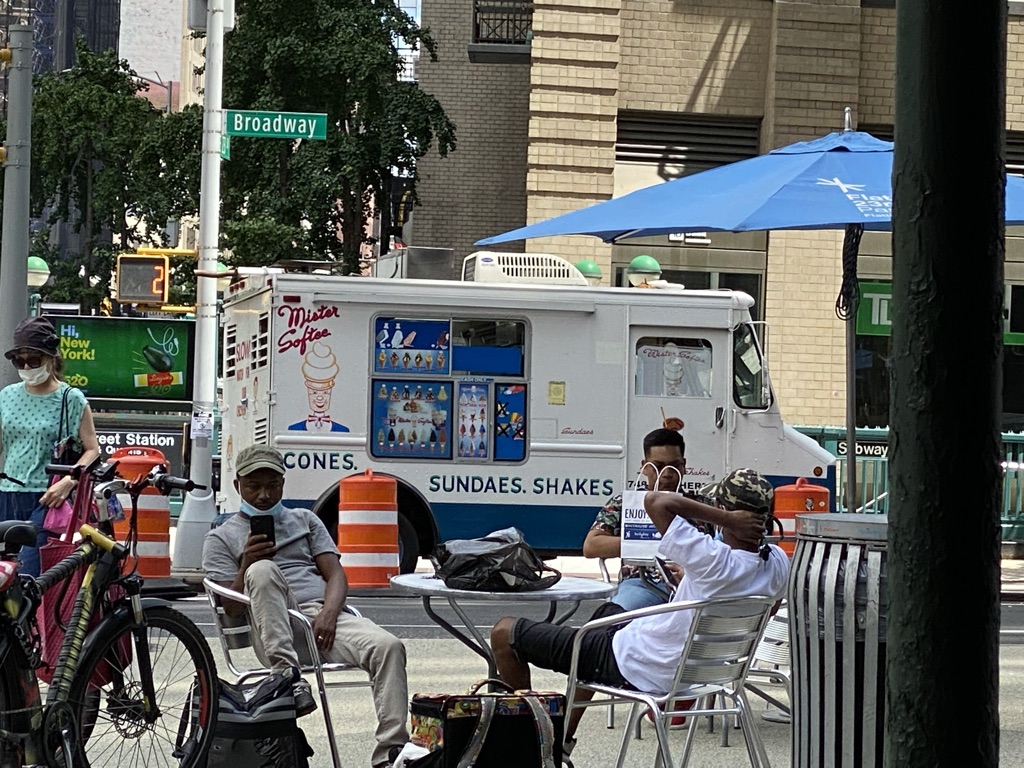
888, 2, 1004, 765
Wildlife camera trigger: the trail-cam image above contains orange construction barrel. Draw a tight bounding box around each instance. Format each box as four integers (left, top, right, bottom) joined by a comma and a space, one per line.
773, 477, 830, 556
338, 470, 399, 587
110, 447, 172, 579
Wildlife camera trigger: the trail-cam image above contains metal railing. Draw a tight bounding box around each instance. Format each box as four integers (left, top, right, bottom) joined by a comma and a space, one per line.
473, 0, 533, 45
797, 426, 1024, 542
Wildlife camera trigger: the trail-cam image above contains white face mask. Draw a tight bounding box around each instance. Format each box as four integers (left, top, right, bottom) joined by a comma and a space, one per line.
18, 365, 49, 386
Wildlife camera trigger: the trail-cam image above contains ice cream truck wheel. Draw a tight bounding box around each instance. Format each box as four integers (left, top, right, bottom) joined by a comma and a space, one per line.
309, 474, 438, 574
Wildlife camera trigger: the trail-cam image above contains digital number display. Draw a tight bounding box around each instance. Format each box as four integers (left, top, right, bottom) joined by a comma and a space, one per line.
116, 254, 169, 304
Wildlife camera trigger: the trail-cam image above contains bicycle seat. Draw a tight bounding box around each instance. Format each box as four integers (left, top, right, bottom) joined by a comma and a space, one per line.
0, 521, 36, 548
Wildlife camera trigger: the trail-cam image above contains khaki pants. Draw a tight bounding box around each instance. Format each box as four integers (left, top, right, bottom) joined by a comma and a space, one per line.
244, 559, 409, 767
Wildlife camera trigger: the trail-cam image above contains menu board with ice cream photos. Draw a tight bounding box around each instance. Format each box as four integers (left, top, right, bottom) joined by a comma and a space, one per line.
456, 384, 489, 459
373, 318, 450, 375
370, 380, 452, 459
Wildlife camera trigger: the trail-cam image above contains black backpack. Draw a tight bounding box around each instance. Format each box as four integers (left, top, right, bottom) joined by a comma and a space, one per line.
197, 668, 315, 768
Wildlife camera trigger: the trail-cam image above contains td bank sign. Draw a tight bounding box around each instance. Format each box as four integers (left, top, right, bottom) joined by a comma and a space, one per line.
858, 280, 1022, 345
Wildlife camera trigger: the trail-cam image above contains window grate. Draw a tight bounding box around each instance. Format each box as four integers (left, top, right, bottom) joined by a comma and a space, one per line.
616, 112, 761, 171
224, 323, 237, 379
255, 312, 270, 369
860, 123, 1024, 175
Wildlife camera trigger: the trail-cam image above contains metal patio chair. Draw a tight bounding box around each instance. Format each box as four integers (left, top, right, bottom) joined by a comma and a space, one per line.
566, 594, 776, 768
203, 578, 373, 768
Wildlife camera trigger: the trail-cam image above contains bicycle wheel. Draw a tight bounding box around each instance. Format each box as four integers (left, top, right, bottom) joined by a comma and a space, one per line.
66, 605, 217, 768
0, 658, 21, 768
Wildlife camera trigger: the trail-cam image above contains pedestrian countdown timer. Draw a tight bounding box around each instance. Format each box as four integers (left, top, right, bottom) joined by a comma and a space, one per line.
116, 253, 169, 304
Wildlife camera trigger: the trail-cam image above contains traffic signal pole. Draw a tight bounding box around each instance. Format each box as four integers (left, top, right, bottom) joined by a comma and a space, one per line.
173, 0, 225, 575
0, 25, 33, 390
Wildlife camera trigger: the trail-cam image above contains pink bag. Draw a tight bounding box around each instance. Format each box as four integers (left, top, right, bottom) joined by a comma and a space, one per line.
42, 500, 74, 537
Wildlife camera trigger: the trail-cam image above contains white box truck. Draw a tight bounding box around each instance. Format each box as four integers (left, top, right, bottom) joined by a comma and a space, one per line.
219, 253, 835, 572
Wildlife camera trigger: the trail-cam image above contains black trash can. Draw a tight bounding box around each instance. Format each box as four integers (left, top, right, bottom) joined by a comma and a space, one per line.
788, 513, 888, 768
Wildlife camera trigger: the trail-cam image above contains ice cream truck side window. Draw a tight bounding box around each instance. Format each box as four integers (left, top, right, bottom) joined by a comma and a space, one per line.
733, 324, 770, 409
634, 338, 713, 397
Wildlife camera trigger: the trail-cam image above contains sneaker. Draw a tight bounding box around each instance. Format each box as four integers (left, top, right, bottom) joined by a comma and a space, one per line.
645, 697, 695, 727
292, 679, 317, 718
372, 744, 405, 768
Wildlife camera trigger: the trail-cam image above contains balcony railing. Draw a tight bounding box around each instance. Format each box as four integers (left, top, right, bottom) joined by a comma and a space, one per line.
472, 0, 533, 46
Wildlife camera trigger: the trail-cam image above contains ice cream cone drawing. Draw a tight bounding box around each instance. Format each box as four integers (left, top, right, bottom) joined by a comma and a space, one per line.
288, 342, 349, 432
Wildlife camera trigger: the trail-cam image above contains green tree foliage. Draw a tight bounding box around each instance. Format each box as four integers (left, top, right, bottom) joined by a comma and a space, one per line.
29, 41, 203, 310
221, 0, 456, 273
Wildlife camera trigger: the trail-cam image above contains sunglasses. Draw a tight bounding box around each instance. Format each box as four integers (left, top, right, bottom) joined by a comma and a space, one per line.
10, 355, 43, 369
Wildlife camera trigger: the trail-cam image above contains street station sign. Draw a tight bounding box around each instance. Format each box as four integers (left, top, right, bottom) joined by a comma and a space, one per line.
225, 110, 327, 140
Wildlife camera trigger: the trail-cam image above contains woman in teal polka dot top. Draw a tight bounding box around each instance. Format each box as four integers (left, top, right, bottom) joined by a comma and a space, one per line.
0, 317, 100, 576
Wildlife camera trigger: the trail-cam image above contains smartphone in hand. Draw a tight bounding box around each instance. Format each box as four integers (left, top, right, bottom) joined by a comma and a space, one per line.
249, 514, 276, 547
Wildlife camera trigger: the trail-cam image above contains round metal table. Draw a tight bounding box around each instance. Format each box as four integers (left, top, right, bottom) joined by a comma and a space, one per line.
390, 572, 616, 679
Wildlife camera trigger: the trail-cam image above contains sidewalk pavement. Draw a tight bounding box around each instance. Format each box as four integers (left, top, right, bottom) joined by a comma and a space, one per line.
298, 617, 1024, 768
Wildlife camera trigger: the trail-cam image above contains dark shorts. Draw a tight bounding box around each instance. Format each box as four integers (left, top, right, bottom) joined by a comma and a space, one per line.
508, 602, 633, 688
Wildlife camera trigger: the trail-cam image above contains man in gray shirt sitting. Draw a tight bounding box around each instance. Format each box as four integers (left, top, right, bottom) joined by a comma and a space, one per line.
203, 445, 409, 768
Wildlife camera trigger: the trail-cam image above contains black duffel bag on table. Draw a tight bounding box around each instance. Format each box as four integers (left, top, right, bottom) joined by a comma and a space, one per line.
430, 527, 561, 592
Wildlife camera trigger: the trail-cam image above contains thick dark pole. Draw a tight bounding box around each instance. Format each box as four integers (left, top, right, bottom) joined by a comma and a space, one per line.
889, 2, 1004, 766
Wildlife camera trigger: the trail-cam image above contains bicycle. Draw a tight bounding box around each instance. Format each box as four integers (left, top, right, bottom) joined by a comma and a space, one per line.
0, 456, 218, 767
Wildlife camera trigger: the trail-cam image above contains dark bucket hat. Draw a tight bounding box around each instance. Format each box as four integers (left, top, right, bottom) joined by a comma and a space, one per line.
4, 316, 60, 360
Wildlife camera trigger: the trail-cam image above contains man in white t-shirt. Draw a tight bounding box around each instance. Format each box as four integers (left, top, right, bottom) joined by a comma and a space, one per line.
490, 467, 789, 754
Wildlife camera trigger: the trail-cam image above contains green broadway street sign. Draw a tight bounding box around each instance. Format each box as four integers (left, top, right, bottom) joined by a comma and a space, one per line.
225, 110, 327, 140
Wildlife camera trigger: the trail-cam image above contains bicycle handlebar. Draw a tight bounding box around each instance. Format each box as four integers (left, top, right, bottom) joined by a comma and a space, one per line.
44, 454, 105, 481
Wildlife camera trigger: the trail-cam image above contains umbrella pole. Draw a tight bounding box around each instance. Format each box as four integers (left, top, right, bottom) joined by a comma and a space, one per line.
837, 222, 864, 514
845, 315, 857, 512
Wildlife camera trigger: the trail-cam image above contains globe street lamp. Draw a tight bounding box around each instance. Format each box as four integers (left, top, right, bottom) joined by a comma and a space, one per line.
574, 259, 603, 286
625, 254, 661, 287
27, 255, 50, 316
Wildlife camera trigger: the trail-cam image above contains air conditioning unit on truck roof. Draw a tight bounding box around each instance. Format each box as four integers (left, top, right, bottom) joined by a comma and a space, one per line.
461, 251, 589, 286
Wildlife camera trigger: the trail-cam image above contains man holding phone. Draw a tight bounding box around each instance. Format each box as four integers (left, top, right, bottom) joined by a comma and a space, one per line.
202, 445, 410, 768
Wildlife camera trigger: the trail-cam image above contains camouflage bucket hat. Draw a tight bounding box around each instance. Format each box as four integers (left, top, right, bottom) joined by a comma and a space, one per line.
701, 468, 774, 514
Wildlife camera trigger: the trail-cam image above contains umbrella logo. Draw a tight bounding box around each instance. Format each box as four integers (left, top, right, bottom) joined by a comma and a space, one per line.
817, 177, 866, 194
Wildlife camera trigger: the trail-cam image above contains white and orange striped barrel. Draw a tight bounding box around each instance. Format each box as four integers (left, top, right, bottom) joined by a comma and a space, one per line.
109, 447, 172, 578
773, 477, 830, 556
338, 470, 399, 587
113, 489, 172, 578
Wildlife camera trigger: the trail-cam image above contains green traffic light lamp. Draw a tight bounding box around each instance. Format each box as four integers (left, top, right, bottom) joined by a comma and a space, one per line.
574, 259, 603, 286
626, 254, 661, 287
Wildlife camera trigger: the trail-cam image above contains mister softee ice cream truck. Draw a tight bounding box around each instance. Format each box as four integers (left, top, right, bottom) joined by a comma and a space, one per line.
219, 253, 835, 572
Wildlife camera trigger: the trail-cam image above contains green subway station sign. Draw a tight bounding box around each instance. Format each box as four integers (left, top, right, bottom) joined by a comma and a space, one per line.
857, 280, 1024, 345
225, 110, 327, 140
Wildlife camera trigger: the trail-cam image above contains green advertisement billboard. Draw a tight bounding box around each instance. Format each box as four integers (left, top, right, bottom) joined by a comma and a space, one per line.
45, 316, 195, 401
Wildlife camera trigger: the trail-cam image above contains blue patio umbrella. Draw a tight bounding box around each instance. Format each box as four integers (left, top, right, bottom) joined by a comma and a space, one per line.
477, 121, 1024, 513
477, 130, 1024, 244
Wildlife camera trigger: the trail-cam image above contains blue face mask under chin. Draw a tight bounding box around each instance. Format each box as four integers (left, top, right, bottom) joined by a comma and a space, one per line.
240, 500, 284, 518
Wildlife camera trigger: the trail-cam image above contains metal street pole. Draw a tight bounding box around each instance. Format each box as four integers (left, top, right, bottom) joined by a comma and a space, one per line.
0, 25, 33, 389
173, 0, 224, 574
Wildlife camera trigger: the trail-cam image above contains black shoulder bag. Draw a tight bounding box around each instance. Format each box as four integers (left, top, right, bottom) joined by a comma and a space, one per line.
52, 385, 84, 465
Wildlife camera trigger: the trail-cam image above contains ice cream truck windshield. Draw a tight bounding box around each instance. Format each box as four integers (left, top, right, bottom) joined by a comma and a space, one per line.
219, 272, 836, 573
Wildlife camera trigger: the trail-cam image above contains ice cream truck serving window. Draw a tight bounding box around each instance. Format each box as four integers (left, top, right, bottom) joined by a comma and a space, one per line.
634, 338, 712, 398
370, 316, 528, 463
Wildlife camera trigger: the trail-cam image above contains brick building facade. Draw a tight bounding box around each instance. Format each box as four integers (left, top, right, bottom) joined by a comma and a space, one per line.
414, 0, 1024, 428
